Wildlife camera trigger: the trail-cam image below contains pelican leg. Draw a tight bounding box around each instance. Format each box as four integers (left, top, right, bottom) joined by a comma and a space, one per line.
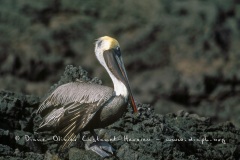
88, 130, 115, 158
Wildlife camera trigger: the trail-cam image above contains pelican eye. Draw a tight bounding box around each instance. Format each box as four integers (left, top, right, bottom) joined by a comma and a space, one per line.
115, 47, 121, 57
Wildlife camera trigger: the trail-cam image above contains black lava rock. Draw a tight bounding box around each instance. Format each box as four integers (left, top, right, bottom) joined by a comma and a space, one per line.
0, 66, 239, 160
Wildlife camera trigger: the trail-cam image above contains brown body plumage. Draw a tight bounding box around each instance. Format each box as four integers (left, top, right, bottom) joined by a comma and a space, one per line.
37, 36, 138, 150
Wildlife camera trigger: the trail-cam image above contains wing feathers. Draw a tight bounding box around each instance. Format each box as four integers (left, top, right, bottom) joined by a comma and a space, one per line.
37, 81, 114, 150
37, 82, 113, 114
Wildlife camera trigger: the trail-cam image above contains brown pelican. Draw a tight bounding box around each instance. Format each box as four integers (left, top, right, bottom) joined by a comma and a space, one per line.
37, 36, 138, 157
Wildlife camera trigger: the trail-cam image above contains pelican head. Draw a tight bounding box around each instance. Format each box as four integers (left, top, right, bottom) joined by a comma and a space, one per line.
95, 36, 138, 113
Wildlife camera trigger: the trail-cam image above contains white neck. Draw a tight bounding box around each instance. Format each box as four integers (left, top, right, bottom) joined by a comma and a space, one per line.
108, 69, 129, 99
95, 49, 129, 100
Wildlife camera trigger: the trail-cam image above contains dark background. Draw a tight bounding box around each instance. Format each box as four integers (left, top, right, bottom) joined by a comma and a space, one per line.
0, 0, 239, 127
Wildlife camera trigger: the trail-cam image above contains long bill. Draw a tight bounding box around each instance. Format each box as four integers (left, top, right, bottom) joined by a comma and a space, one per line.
103, 49, 138, 113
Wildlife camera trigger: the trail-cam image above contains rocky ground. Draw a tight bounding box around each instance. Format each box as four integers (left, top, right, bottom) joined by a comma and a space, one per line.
0, 66, 239, 160
0, 0, 240, 159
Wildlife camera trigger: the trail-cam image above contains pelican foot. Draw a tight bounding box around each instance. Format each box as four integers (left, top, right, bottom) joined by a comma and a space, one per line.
88, 141, 115, 158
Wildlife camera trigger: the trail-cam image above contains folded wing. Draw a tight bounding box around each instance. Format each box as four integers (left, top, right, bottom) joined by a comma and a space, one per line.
37, 81, 114, 149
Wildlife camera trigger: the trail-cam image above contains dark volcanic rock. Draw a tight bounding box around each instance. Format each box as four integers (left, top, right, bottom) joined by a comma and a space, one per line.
96, 106, 240, 160
1, 0, 240, 134
0, 66, 240, 160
